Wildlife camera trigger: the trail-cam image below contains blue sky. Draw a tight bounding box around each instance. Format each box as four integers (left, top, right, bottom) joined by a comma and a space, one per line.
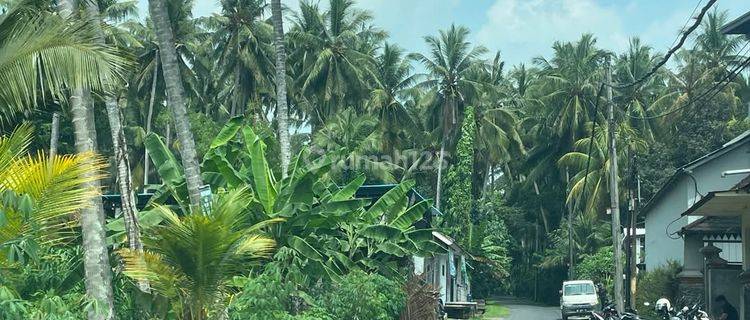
137, 0, 750, 66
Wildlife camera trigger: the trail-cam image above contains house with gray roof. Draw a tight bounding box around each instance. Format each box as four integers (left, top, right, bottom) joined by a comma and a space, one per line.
643, 132, 749, 271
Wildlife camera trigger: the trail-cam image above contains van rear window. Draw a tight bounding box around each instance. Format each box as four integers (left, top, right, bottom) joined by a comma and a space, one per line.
563, 283, 595, 296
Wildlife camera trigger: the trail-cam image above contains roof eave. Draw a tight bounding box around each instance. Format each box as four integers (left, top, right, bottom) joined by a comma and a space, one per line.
722, 11, 750, 35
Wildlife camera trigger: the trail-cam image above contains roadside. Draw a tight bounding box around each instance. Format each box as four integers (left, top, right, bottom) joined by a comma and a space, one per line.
487, 296, 560, 320
481, 299, 510, 319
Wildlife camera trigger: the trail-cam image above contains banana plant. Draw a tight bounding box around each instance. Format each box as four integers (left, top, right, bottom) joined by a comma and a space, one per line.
142, 117, 444, 281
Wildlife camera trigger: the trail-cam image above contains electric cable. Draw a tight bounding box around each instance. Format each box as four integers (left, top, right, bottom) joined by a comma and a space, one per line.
626, 52, 750, 120
609, 0, 718, 89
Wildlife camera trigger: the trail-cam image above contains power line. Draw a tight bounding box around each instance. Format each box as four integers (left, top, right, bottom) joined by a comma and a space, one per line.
566, 82, 605, 280
627, 53, 750, 120
576, 82, 606, 216
610, 0, 718, 89
667, 0, 703, 50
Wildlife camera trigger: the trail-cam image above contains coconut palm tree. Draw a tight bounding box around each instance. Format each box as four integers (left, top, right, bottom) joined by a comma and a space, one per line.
203, 0, 274, 118
695, 10, 744, 74
0, 2, 124, 122
313, 109, 398, 183
410, 24, 487, 209
80, 0, 151, 295
119, 188, 279, 320
4, 2, 130, 317
557, 122, 645, 218
614, 38, 669, 142
0, 124, 106, 266
368, 43, 417, 154
271, 0, 291, 177
533, 34, 606, 148
290, 0, 383, 127
469, 52, 525, 193
147, 0, 204, 209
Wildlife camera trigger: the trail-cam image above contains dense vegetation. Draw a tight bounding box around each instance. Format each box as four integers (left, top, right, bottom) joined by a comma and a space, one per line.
0, 0, 748, 318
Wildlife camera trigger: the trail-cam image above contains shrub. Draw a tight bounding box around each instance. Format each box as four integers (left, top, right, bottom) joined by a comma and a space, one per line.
229, 270, 405, 320
635, 261, 681, 319
229, 273, 299, 320
577, 247, 614, 297
317, 271, 406, 320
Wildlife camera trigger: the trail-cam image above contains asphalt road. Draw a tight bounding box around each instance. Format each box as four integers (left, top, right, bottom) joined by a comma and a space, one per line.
495, 297, 561, 320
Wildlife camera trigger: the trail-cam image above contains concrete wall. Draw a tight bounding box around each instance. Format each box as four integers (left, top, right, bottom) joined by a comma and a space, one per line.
645, 143, 750, 271
706, 267, 742, 319
645, 177, 688, 270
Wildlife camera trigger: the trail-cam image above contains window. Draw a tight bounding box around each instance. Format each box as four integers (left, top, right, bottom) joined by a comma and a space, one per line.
442, 265, 445, 276
563, 283, 595, 296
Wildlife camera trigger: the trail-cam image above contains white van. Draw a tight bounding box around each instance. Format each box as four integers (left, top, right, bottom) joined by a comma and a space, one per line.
560, 280, 599, 320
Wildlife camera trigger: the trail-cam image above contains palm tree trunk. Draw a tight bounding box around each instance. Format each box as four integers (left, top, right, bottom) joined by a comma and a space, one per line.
533, 181, 550, 233
104, 98, 144, 250
148, 0, 204, 210
70, 87, 116, 320
49, 112, 60, 158
57, 1, 115, 318
144, 54, 159, 187
231, 36, 241, 117
435, 141, 446, 210
84, 2, 147, 291
271, 0, 291, 178
165, 116, 171, 147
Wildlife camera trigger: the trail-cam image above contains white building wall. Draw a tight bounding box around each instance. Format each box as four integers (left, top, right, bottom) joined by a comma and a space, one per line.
645, 178, 688, 270
645, 143, 750, 271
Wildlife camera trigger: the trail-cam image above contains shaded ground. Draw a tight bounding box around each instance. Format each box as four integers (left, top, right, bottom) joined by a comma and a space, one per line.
490, 297, 560, 320
482, 299, 510, 319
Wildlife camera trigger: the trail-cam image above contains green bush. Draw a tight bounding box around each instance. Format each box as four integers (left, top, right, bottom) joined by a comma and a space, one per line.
317, 271, 406, 320
635, 261, 681, 319
229, 273, 300, 320
230, 270, 405, 320
577, 247, 614, 296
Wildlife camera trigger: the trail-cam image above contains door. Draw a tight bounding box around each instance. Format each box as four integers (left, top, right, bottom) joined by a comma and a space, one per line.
438, 255, 447, 302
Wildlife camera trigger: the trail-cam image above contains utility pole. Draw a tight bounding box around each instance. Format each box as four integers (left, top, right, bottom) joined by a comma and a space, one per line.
625, 149, 633, 309
566, 170, 575, 280
606, 58, 625, 313
625, 148, 639, 310
628, 156, 641, 310
568, 200, 575, 279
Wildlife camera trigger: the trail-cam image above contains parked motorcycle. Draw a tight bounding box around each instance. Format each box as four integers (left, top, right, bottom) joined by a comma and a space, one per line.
674, 304, 709, 320
644, 299, 709, 320
590, 303, 640, 320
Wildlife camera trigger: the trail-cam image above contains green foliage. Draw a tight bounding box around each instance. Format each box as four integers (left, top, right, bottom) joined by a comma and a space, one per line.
5, 0, 750, 312
0, 2, 126, 123
187, 112, 222, 158
635, 261, 681, 320
146, 119, 443, 286
230, 270, 403, 320
444, 106, 476, 246
470, 190, 513, 298
576, 247, 614, 296
229, 273, 300, 320
316, 271, 406, 320
118, 188, 279, 319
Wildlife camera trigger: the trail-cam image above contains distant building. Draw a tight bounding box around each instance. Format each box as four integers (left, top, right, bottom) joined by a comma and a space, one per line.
719, 11, 750, 320
642, 132, 749, 271
415, 231, 472, 303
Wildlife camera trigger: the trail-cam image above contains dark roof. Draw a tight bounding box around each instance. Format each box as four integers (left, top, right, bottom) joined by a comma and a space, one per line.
104, 184, 442, 224
680, 216, 741, 236
722, 11, 750, 35
640, 131, 750, 216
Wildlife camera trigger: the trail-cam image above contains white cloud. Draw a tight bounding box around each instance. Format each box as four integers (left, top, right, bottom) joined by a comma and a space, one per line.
476, 0, 629, 65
